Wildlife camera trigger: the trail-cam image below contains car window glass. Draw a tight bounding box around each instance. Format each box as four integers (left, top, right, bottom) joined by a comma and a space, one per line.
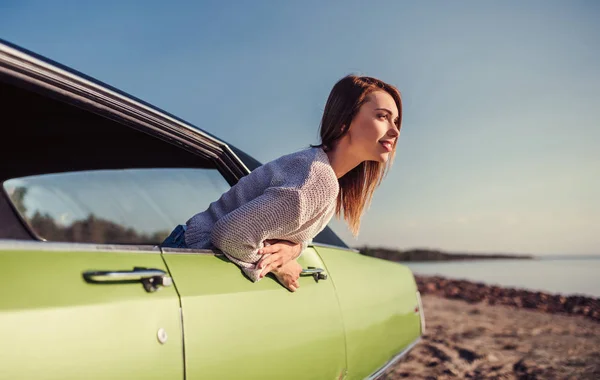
2, 168, 230, 245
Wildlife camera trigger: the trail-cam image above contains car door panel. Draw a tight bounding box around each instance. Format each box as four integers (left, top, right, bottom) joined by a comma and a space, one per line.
0, 244, 184, 380
162, 246, 347, 380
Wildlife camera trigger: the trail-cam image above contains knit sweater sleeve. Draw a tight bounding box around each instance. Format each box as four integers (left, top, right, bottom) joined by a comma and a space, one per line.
210, 185, 313, 282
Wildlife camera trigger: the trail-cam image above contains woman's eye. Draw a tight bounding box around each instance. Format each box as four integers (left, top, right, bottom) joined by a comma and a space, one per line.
377, 114, 387, 120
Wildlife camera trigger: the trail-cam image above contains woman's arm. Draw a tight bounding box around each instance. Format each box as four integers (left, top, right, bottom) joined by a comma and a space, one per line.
210, 186, 313, 282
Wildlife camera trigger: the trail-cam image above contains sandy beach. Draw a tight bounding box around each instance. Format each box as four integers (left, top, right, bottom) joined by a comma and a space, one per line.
382, 279, 600, 379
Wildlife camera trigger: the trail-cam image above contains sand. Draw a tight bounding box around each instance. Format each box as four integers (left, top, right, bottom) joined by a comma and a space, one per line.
382, 295, 600, 379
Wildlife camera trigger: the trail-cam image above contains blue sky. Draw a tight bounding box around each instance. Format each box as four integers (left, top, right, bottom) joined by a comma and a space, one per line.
2, 1, 598, 255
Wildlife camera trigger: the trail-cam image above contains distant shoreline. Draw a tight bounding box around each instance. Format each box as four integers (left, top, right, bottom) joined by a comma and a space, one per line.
357, 246, 534, 262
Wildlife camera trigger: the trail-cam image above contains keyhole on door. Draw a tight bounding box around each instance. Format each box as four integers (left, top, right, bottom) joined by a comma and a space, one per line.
157, 328, 168, 344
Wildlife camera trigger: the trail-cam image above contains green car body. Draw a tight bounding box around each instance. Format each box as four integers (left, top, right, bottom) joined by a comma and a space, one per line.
0, 39, 423, 379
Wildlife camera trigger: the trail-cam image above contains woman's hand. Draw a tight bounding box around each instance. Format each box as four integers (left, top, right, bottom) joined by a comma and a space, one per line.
257, 239, 303, 278
272, 260, 302, 292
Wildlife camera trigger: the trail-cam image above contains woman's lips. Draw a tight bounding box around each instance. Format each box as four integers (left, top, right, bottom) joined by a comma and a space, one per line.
380, 141, 393, 152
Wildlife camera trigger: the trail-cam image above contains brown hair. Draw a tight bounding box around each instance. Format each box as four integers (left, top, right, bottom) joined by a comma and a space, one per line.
313, 74, 403, 237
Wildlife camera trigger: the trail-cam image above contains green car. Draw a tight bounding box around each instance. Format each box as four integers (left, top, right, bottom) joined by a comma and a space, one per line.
0, 39, 424, 380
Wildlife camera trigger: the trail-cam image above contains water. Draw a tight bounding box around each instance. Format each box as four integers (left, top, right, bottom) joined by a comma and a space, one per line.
403, 257, 600, 298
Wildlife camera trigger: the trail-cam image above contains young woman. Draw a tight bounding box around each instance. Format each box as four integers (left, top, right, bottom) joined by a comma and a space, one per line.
161, 74, 402, 292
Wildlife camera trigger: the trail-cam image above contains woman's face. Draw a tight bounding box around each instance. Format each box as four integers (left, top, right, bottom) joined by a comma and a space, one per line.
345, 90, 400, 163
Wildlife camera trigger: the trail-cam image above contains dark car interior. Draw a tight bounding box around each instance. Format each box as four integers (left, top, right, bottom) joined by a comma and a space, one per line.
0, 80, 217, 183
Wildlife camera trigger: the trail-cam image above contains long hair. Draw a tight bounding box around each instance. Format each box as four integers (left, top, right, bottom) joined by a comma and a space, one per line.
313, 74, 403, 237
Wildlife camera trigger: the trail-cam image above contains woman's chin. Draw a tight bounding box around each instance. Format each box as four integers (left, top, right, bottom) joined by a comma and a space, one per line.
363, 151, 391, 163
376, 152, 391, 163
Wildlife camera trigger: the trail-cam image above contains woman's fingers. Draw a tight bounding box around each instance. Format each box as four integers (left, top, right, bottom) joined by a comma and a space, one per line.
257, 245, 279, 255
258, 254, 276, 270
288, 279, 300, 292
259, 257, 283, 277
269, 260, 302, 291
257, 250, 281, 270
288, 280, 300, 292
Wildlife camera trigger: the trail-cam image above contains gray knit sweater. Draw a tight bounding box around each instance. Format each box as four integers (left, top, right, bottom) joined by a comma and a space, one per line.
184, 146, 339, 282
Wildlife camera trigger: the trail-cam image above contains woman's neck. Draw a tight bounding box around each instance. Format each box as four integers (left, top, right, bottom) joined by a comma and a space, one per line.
324, 141, 363, 179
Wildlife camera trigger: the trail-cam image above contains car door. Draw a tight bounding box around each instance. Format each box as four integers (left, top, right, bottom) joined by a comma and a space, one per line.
0, 167, 189, 380
162, 245, 347, 380
0, 241, 183, 380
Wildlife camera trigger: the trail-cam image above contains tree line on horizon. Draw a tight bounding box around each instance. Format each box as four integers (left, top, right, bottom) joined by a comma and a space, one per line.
357, 246, 534, 262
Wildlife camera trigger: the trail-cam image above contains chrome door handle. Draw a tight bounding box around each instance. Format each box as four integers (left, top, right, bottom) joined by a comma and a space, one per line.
83, 267, 172, 293
300, 266, 328, 282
